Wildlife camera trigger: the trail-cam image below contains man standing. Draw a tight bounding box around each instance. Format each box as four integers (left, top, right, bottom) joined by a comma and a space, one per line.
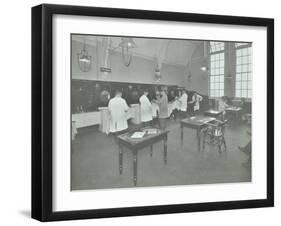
178, 89, 188, 118
218, 96, 229, 120
153, 87, 169, 130
139, 89, 153, 127
191, 92, 203, 115
108, 90, 129, 133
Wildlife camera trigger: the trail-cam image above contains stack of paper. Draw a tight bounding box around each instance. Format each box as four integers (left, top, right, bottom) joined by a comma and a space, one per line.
130, 131, 145, 139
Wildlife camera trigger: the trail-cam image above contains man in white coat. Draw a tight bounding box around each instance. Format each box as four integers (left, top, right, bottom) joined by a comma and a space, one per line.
191, 92, 203, 115
108, 90, 129, 133
139, 89, 153, 127
178, 89, 188, 118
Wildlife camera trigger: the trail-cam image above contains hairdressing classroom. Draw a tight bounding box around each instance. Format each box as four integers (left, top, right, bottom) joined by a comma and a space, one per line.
71, 35, 252, 190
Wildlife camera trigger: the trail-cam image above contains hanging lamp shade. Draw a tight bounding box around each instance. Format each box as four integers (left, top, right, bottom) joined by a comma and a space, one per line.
118, 38, 137, 48
77, 40, 92, 72
118, 37, 137, 67
200, 41, 209, 72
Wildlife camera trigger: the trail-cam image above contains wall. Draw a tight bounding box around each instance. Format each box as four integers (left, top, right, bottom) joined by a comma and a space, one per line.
224, 43, 236, 97
72, 40, 185, 86
185, 42, 209, 95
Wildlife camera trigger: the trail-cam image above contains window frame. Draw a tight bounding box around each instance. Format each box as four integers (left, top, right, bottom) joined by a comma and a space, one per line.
235, 43, 252, 99
209, 41, 225, 98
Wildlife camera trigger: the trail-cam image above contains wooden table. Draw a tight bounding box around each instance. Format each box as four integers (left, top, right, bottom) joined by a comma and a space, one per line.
117, 128, 169, 186
180, 116, 216, 152
204, 109, 224, 119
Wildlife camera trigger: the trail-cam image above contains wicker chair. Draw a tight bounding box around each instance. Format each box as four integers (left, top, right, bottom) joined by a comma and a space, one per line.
202, 119, 228, 153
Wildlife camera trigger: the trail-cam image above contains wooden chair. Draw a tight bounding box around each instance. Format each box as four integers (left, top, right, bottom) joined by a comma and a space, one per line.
202, 119, 228, 153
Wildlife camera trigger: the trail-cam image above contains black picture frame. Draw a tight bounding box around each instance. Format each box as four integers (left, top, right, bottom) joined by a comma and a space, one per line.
31, 3, 274, 222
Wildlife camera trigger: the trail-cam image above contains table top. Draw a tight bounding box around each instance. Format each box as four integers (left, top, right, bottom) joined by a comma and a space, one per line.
226, 106, 242, 111
117, 127, 168, 146
204, 109, 223, 115
181, 116, 216, 128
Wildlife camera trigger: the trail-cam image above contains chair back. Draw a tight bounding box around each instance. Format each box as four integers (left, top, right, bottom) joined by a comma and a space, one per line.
206, 120, 227, 137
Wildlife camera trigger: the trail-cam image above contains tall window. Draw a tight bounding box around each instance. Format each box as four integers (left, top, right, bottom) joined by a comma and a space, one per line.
209, 42, 225, 98
235, 43, 252, 98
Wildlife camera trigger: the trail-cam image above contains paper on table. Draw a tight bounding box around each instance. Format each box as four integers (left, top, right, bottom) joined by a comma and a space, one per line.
130, 131, 146, 139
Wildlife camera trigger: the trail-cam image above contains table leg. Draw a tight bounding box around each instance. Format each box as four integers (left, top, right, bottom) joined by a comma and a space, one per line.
197, 129, 201, 152
181, 125, 183, 146
150, 145, 153, 157
164, 137, 167, 164
133, 150, 138, 186
202, 130, 206, 151
119, 143, 123, 175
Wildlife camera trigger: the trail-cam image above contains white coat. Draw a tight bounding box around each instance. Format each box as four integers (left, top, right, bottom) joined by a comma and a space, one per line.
108, 96, 129, 133
192, 94, 203, 111
139, 95, 153, 122
179, 93, 188, 111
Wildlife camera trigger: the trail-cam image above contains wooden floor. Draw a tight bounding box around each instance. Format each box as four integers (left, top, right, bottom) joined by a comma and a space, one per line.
71, 116, 251, 190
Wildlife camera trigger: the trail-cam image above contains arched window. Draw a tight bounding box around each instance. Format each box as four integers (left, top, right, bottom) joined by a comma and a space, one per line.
209, 42, 225, 97
235, 43, 252, 98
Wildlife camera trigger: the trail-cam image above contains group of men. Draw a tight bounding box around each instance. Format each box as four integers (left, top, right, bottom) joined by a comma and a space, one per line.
107, 87, 203, 134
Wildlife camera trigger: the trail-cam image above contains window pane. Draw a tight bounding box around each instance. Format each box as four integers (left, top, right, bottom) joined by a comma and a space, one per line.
209, 46, 225, 97
236, 81, 241, 89
236, 73, 241, 81
236, 89, 241, 97
237, 57, 241, 65
241, 90, 247, 97
237, 49, 241, 56
237, 65, 241, 72
215, 90, 220, 97
215, 83, 219, 89
236, 46, 252, 97
241, 73, 247, 81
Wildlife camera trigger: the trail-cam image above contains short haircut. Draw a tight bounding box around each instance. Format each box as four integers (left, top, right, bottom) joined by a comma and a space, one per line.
142, 88, 149, 93
115, 89, 122, 95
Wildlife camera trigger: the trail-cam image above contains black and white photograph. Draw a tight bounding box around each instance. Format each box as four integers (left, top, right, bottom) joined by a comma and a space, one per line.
30, 2, 274, 222
71, 34, 252, 190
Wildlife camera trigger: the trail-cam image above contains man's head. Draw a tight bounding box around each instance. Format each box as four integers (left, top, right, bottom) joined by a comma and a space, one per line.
115, 90, 122, 97
143, 89, 149, 96
161, 86, 167, 94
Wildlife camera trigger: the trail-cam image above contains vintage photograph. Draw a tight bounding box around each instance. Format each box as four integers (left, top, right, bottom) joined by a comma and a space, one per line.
71, 34, 252, 190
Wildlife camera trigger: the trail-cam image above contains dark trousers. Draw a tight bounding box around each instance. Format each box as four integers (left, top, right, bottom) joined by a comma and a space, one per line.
159, 118, 167, 130
179, 111, 188, 119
